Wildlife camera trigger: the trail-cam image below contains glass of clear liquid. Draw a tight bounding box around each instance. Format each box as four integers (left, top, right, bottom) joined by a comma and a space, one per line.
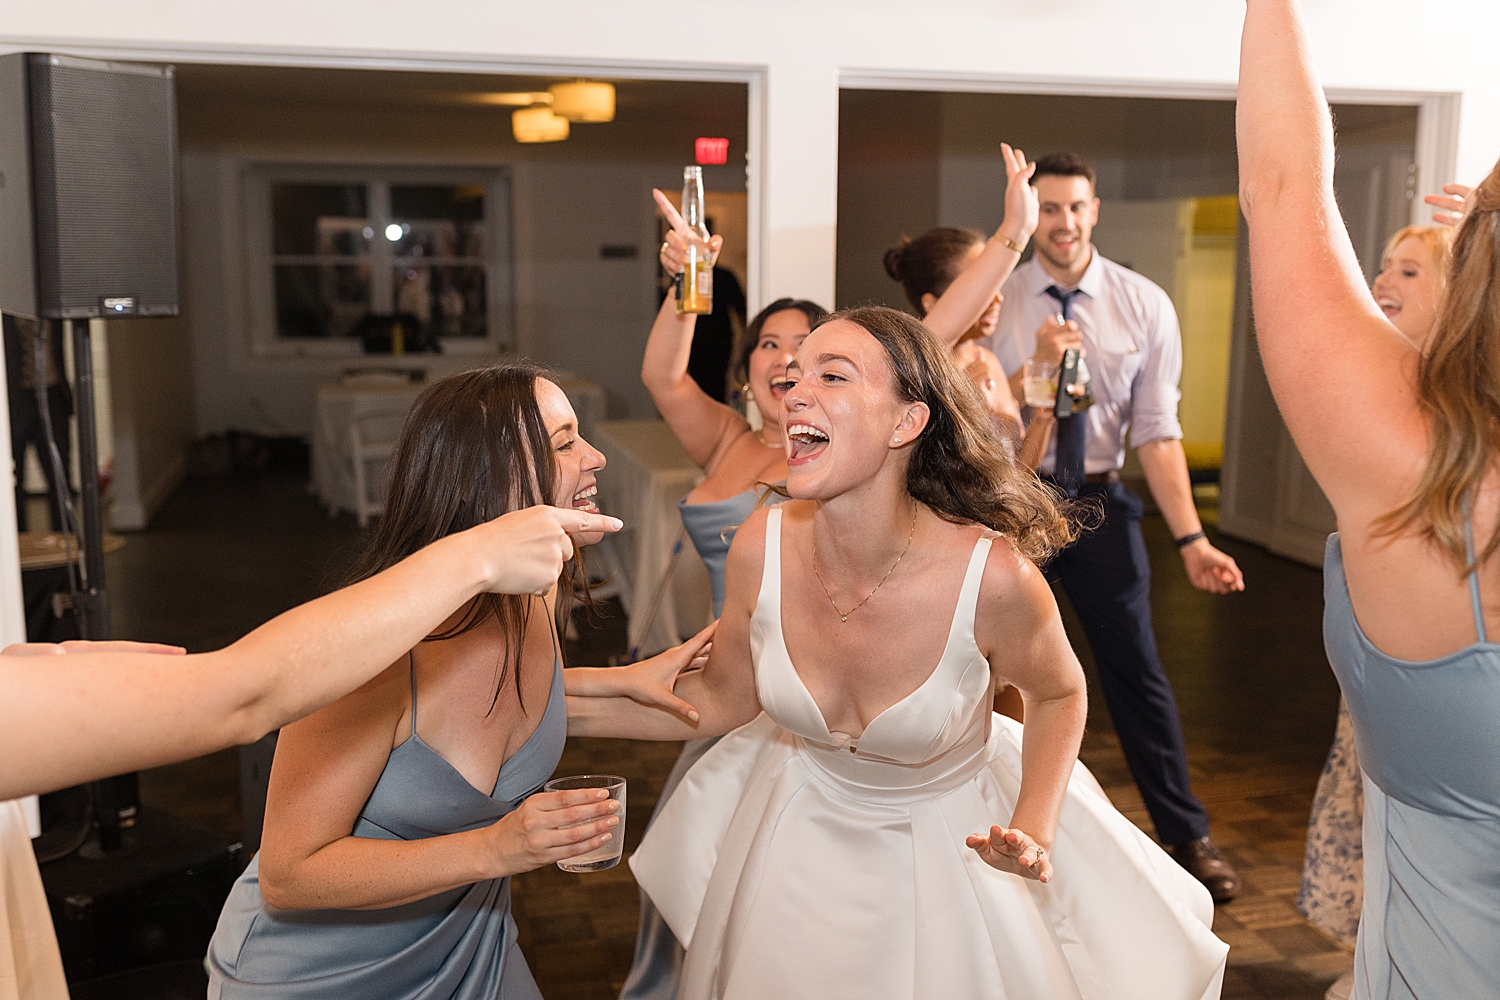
1023, 359, 1058, 408
544, 774, 626, 872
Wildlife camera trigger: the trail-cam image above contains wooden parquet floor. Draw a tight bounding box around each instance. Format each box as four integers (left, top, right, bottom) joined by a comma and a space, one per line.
116, 473, 1351, 999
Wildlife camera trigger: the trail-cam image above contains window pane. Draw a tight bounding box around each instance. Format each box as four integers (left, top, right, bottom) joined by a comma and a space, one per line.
275, 264, 370, 338
271, 183, 370, 255
389, 184, 485, 258
395, 264, 487, 338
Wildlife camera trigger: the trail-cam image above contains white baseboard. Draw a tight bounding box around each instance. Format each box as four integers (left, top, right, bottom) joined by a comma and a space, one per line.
110, 450, 187, 531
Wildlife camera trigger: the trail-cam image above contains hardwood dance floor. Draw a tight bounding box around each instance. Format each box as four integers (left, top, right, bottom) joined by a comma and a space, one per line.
102, 471, 1349, 999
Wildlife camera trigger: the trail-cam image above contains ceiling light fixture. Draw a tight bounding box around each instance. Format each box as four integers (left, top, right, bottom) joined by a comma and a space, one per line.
548, 80, 615, 123
512, 105, 570, 143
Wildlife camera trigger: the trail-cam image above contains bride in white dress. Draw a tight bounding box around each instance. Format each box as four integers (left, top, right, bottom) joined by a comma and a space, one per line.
569, 306, 1227, 999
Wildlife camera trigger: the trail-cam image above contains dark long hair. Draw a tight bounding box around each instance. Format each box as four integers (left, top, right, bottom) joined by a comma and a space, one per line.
883, 228, 985, 316
731, 298, 828, 391
343, 363, 585, 711
819, 306, 1077, 563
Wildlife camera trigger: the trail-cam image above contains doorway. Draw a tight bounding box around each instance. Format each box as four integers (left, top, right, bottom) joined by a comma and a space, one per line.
836, 89, 1424, 554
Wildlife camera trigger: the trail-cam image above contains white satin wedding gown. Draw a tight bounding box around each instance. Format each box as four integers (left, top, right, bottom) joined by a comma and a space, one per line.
630, 507, 1228, 999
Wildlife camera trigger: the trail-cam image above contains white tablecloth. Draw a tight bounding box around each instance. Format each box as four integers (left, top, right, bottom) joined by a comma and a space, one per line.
592, 420, 711, 656
311, 375, 610, 519
311, 381, 424, 517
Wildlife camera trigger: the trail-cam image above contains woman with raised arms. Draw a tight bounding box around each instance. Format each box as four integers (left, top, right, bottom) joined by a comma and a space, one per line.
571, 307, 1227, 998
1239, 1, 1500, 995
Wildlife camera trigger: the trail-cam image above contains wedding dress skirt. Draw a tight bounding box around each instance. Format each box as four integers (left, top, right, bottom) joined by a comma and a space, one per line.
630, 508, 1227, 999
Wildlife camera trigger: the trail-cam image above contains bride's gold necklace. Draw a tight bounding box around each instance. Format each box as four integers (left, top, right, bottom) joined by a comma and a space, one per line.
756, 427, 783, 449
811, 504, 917, 623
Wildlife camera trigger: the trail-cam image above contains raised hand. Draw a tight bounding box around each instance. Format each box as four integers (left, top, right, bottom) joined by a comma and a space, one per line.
469, 506, 623, 597
967, 824, 1053, 882
1425, 183, 1474, 228
998, 142, 1039, 247
485, 786, 622, 876
653, 188, 722, 277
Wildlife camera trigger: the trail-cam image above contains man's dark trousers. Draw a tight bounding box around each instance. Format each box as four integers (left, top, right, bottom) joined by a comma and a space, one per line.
1045, 479, 1210, 846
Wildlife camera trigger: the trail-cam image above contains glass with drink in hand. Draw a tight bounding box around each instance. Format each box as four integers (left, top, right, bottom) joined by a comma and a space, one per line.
675, 166, 714, 315
1023, 359, 1058, 408
544, 774, 627, 872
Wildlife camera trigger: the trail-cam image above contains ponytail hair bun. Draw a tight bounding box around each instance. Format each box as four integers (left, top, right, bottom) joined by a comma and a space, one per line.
883, 238, 910, 282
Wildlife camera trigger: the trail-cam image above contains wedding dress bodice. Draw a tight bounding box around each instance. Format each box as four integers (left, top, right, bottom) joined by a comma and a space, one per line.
751, 506, 996, 765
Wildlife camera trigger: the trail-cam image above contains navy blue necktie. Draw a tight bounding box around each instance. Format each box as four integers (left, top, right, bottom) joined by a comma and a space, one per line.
1044, 285, 1087, 497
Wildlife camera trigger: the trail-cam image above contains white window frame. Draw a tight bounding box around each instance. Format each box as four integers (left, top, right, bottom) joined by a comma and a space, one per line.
242, 163, 514, 358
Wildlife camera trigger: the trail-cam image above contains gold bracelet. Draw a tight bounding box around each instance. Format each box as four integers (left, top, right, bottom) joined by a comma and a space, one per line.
995, 233, 1026, 254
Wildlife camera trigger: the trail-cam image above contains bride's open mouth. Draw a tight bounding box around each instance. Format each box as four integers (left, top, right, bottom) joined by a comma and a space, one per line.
785, 421, 829, 465
572, 484, 600, 513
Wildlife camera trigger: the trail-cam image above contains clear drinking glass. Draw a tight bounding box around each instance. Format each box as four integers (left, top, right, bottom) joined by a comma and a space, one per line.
543, 774, 626, 872
1023, 359, 1058, 408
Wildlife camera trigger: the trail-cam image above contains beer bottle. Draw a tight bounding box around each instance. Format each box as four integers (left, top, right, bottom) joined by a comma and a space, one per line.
675, 166, 713, 315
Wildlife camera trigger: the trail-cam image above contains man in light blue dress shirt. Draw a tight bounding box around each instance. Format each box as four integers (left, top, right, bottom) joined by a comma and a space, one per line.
983, 153, 1247, 902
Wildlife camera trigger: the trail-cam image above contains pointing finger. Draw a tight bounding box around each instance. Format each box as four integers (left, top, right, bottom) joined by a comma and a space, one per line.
652, 188, 689, 233
552, 508, 624, 536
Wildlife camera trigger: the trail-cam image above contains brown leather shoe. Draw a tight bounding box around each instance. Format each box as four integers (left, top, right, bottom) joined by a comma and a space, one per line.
1168, 836, 1241, 903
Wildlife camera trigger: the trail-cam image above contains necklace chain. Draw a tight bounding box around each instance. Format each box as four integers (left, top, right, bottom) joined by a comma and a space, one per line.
756, 428, 782, 449
811, 504, 918, 623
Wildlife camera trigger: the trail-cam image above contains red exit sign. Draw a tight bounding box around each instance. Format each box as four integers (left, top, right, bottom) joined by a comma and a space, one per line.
695, 137, 729, 166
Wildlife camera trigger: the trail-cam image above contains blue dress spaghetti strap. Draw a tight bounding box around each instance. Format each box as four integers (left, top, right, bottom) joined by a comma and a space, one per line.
1323, 525, 1500, 999
620, 486, 782, 1000
207, 650, 567, 1000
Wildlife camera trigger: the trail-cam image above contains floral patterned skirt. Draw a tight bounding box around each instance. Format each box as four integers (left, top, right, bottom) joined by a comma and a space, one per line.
1297, 698, 1364, 945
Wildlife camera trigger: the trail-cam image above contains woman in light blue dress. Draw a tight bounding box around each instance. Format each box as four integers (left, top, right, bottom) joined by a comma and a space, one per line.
208, 365, 700, 1000
1239, 5, 1500, 996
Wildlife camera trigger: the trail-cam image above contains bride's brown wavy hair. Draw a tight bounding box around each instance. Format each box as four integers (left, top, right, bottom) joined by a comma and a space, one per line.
1377, 159, 1500, 571
818, 306, 1077, 563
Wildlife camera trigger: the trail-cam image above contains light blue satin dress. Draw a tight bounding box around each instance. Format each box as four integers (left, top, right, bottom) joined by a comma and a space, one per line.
1324, 527, 1500, 999
619, 486, 781, 1000
207, 654, 567, 1000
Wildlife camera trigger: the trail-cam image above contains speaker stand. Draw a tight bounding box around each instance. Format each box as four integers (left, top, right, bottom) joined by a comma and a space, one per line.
64, 317, 136, 847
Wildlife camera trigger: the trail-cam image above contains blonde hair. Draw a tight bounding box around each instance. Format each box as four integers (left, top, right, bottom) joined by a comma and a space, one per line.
1380, 224, 1452, 282
1377, 161, 1500, 571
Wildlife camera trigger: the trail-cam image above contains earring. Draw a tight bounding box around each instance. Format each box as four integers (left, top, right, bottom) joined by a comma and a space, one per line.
743, 383, 753, 402
893, 436, 902, 445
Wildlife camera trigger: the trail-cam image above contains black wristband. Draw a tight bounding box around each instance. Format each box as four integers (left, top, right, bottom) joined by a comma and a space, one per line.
1174, 531, 1207, 549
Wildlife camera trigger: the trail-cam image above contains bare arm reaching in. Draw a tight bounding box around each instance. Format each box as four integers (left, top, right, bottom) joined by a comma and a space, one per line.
0, 506, 620, 800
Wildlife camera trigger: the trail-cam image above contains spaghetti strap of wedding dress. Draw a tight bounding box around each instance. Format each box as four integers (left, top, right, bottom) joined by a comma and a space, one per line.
631, 507, 1227, 999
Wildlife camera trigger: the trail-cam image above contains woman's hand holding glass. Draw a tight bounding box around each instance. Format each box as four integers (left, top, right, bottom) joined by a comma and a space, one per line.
484, 786, 623, 877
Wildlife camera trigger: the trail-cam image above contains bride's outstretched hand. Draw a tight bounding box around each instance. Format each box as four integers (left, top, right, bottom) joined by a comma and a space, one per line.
967, 824, 1053, 883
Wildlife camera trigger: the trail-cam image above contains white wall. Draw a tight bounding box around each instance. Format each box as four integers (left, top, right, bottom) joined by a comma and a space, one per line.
106, 316, 193, 529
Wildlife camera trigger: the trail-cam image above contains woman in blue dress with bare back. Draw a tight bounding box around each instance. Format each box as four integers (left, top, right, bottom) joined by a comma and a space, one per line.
1239, 4, 1500, 995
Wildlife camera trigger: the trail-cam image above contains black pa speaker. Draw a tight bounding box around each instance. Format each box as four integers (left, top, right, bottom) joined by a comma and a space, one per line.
0, 52, 179, 320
